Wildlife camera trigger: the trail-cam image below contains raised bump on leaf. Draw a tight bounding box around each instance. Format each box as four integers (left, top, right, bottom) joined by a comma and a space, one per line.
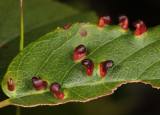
50, 83, 64, 100
80, 29, 87, 37
81, 59, 94, 76
100, 60, 114, 77
63, 23, 72, 30
98, 15, 111, 28
7, 77, 14, 91
32, 77, 48, 91
73, 45, 86, 61
102, 15, 111, 25
118, 15, 129, 30
133, 20, 147, 36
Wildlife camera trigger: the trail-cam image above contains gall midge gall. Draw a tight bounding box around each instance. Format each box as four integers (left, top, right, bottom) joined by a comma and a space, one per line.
32, 77, 48, 91
133, 20, 147, 36
98, 17, 105, 28
118, 15, 129, 30
81, 59, 94, 76
50, 83, 61, 92
50, 83, 64, 100
102, 15, 111, 25
7, 77, 14, 91
63, 23, 72, 30
98, 15, 111, 28
80, 29, 87, 37
53, 91, 65, 100
73, 45, 87, 61
42, 81, 48, 87
100, 60, 114, 77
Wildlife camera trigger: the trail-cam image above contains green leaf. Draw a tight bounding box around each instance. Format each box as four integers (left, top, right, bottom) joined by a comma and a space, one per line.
0, 12, 98, 84
0, 0, 79, 47
2, 23, 160, 107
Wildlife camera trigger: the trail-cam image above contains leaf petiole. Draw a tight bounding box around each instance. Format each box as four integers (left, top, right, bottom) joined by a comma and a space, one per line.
20, 0, 24, 52
0, 99, 11, 108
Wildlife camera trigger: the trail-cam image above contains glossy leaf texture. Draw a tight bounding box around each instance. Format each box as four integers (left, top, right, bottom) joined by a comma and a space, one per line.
2, 23, 160, 107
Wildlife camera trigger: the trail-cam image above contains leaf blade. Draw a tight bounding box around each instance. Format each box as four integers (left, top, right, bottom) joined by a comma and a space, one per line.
0, 12, 98, 84
2, 24, 160, 107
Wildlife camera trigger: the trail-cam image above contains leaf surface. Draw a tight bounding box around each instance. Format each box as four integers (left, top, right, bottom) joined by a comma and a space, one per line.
2, 23, 160, 107
0, 12, 98, 84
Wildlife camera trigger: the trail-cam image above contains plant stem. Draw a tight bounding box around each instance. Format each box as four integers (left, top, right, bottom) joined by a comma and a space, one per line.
16, 106, 21, 115
16, 0, 24, 114
20, 0, 24, 51
0, 99, 11, 108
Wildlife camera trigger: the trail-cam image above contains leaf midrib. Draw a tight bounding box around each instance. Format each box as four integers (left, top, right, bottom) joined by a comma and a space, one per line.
11, 77, 160, 100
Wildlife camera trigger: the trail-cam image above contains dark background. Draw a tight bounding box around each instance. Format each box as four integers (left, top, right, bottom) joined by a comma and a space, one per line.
60, 0, 160, 28
1, 0, 160, 115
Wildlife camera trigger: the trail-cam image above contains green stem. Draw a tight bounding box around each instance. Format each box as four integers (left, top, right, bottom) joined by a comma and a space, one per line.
20, 0, 24, 51
16, 106, 21, 115
16, 0, 24, 114
0, 99, 11, 108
